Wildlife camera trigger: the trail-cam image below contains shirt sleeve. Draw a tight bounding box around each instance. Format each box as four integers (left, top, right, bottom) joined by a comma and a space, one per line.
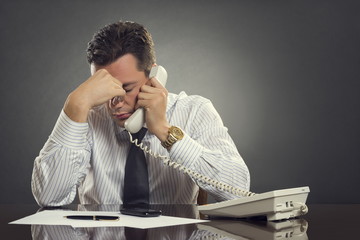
31, 110, 92, 206
168, 100, 251, 201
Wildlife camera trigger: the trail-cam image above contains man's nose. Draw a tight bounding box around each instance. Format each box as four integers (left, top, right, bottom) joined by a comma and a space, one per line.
110, 96, 125, 108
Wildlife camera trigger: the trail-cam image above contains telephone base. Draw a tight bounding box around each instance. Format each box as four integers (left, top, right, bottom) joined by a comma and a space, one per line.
198, 186, 310, 221
197, 218, 309, 240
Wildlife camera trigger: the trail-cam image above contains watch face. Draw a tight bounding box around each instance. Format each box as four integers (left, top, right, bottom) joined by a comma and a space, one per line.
171, 126, 184, 139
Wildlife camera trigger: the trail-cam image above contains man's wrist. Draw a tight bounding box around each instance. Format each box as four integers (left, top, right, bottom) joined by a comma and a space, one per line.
63, 92, 91, 123
161, 126, 184, 151
155, 123, 171, 143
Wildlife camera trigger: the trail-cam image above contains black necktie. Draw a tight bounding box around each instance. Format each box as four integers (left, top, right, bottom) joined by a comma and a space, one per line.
123, 127, 149, 206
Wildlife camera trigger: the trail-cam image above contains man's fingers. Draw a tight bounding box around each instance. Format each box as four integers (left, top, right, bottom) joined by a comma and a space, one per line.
137, 92, 152, 100
141, 80, 168, 97
135, 99, 148, 111
110, 76, 122, 88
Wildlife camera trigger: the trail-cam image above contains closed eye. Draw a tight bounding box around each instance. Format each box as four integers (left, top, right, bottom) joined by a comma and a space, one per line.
124, 88, 133, 93
123, 82, 137, 93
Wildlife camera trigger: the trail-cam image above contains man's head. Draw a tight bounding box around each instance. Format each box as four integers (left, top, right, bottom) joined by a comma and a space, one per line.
86, 21, 157, 127
87, 21, 156, 77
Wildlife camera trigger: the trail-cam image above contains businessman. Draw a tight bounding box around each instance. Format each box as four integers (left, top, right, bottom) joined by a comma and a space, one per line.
31, 21, 250, 206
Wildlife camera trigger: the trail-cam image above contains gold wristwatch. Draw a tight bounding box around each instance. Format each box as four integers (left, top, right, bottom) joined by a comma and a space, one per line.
161, 126, 184, 151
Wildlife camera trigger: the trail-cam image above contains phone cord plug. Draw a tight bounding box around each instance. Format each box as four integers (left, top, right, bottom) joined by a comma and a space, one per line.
293, 202, 309, 215
128, 132, 256, 198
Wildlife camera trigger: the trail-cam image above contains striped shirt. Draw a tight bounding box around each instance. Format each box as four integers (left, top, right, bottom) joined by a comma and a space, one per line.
31, 91, 250, 206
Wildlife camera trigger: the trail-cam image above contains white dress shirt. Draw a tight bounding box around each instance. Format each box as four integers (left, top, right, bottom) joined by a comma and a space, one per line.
31, 91, 250, 206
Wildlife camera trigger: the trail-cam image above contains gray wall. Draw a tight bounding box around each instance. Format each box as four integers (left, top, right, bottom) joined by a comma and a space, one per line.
1, 0, 359, 204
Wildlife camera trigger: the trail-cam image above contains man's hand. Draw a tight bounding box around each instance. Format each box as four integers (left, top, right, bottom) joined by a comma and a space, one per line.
64, 69, 125, 122
136, 77, 170, 142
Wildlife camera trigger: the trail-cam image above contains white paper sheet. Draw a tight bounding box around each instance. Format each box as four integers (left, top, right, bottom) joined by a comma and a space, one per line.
9, 210, 208, 229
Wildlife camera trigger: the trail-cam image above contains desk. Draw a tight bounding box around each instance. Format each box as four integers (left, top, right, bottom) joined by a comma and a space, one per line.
1, 204, 360, 239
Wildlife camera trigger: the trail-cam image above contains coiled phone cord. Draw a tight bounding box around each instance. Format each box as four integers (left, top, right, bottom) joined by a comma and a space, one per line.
129, 132, 256, 198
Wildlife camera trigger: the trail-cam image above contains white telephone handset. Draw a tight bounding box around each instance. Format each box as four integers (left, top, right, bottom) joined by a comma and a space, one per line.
124, 65, 168, 133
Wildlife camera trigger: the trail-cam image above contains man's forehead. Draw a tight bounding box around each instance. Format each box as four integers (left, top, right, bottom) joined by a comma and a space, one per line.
90, 54, 142, 75
89, 62, 147, 86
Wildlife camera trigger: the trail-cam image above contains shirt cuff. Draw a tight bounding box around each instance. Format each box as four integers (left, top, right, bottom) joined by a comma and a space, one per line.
50, 110, 89, 149
168, 133, 204, 169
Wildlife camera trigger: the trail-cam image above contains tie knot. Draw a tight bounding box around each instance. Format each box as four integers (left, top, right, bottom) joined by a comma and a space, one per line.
131, 127, 147, 143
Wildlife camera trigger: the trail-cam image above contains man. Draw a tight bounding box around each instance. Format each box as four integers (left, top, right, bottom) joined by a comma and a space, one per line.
31, 21, 250, 206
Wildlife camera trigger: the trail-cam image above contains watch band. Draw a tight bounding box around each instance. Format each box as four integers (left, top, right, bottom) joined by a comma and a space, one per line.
161, 126, 184, 150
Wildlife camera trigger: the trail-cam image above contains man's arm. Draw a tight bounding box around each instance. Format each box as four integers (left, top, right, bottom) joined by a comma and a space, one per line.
31, 69, 125, 206
134, 80, 250, 200
168, 99, 250, 201
31, 110, 92, 206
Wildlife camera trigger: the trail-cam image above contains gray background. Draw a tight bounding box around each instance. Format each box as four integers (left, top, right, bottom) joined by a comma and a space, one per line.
1, 0, 359, 204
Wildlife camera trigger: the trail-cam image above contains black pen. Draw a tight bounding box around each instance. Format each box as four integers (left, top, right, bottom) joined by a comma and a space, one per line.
64, 215, 120, 221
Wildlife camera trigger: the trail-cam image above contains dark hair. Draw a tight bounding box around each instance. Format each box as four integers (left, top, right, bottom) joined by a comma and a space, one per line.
86, 21, 156, 76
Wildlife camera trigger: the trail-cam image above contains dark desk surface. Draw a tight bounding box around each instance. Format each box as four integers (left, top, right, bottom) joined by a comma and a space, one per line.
1, 204, 359, 239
